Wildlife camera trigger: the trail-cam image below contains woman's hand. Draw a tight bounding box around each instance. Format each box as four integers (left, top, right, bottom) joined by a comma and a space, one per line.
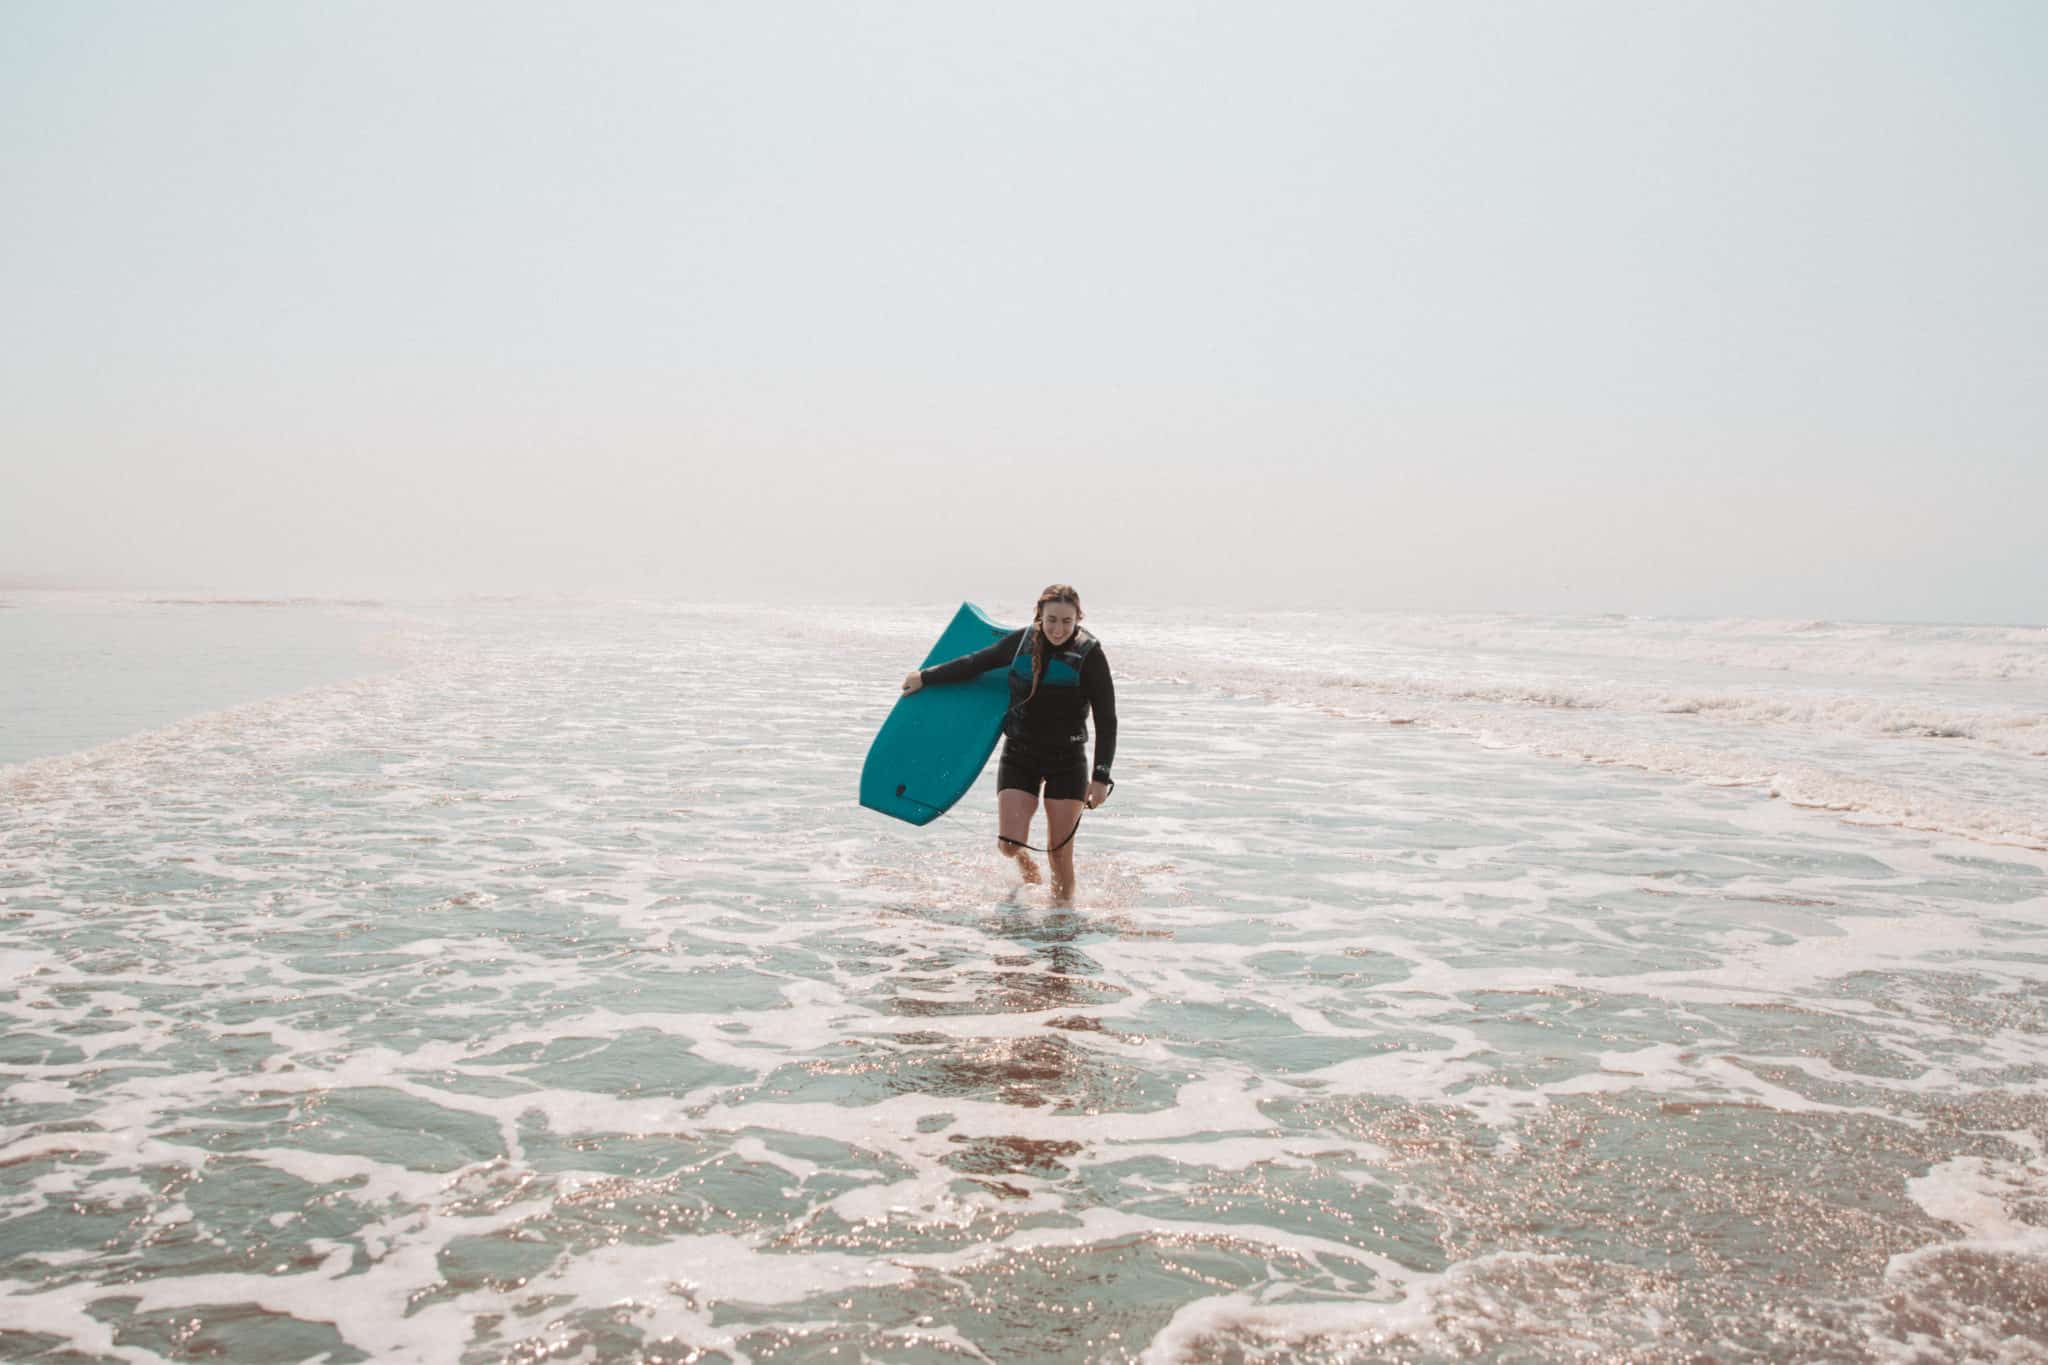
901, 671, 923, 694
1085, 780, 1110, 809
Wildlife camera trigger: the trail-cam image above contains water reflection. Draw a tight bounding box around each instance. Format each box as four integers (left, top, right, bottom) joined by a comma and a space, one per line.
865, 907, 1151, 1178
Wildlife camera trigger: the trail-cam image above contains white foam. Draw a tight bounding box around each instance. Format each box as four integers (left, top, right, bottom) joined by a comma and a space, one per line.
1899, 1154, 2048, 1255
1865, 1151, 2048, 1362
1136, 1248, 1676, 1364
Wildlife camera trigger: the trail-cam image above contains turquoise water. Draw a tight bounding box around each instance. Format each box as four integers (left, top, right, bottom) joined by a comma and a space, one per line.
0, 593, 410, 766
2, 598, 2045, 1361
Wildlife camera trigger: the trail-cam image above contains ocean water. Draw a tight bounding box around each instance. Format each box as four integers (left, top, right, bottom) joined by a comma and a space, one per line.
2, 595, 2045, 1363
0, 593, 412, 768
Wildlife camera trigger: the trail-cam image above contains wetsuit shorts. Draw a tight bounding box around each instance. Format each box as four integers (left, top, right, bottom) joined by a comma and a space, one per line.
996, 744, 1089, 802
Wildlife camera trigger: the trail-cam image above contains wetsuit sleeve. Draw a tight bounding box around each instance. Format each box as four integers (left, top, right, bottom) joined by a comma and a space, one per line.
919, 629, 1026, 687
1084, 646, 1117, 780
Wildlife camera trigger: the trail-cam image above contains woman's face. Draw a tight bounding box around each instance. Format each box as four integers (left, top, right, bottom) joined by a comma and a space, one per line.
1039, 601, 1079, 646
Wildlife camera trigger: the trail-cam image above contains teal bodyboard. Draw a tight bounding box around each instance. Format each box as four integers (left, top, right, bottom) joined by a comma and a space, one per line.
860, 603, 1016, 825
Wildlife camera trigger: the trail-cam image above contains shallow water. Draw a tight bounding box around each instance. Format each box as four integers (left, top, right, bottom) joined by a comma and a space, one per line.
2, 599, 2045, 1362
0, 593, 410, 767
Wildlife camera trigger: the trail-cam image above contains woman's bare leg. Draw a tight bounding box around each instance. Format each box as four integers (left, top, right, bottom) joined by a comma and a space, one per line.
997, 789, 1042, 885
1044, 798, 1084, 905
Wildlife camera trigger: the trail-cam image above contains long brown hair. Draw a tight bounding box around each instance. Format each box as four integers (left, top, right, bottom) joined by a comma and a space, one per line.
1023, 583, 1083, 705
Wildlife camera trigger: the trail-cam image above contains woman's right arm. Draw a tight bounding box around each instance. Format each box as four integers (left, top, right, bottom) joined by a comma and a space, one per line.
905, 629, 1026, 692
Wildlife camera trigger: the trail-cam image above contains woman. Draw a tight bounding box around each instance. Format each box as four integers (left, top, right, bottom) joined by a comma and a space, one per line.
902, 584, 1116, 904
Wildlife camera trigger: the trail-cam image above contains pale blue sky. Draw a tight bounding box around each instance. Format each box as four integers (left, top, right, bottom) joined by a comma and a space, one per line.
3, 1, 2042, 621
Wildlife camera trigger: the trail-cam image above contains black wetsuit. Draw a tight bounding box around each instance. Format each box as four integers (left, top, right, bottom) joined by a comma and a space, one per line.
920, 627, 1117, 801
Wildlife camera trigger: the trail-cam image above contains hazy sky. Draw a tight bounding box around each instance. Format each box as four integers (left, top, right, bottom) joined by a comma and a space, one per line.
3, 1, 2042, 621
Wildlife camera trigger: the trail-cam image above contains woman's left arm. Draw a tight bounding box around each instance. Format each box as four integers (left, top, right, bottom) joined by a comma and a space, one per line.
1084, 647, 1117, 806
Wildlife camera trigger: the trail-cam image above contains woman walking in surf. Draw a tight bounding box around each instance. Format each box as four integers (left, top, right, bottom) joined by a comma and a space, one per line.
903, 584, 1117, 904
